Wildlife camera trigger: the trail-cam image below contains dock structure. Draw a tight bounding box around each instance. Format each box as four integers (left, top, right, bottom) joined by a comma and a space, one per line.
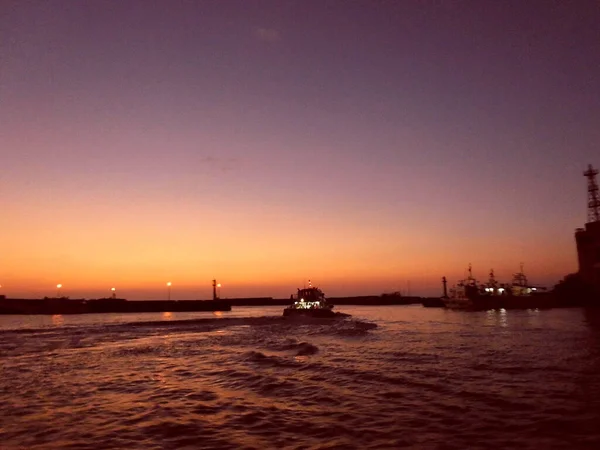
575, 164, 600, 292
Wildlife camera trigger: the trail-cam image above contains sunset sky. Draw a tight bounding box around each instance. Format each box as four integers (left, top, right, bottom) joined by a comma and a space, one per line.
1, 1, 599, 299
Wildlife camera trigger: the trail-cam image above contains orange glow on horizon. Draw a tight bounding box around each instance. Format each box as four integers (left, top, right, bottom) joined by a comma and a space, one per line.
0, 188, 577, 299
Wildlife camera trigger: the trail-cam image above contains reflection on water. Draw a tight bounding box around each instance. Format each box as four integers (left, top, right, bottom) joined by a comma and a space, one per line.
51, 314, 64, 327
1, 306, 600, 449
499, 308, 507, 327
485, 309, 507, 327
0, 307, 271, 331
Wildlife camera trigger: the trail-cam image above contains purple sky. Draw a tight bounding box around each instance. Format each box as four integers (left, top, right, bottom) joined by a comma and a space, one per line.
1, 1, 599, 299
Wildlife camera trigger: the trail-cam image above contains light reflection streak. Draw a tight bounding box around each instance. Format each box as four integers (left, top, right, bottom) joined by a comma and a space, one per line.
51, 314, 64, 326
499, 308, 507, 327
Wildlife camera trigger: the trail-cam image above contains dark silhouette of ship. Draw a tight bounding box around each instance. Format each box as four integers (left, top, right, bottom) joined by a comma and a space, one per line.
437, 265, 555, 311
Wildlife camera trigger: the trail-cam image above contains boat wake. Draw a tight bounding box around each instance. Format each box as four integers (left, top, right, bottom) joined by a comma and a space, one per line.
2, 308, 599, 449
0, 314, 376, 358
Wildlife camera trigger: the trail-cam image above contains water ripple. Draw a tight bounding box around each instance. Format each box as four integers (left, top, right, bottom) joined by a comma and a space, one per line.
2, 307, 600, 449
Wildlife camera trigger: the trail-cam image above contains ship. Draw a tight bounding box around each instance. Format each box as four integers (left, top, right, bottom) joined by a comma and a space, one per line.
283, 283, 338, 318
441, 266, 500, 311
441, 265, 555, 311
499, 265, 556, 309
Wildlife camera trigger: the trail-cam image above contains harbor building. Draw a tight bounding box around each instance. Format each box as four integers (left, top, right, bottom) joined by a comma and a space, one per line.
575, 164, 600, 291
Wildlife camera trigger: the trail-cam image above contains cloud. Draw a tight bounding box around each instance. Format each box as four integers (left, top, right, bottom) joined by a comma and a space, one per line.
254, 27, 281, 43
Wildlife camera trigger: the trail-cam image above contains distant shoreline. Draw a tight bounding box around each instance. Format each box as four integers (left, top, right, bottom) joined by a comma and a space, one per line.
0, 294, 425, 315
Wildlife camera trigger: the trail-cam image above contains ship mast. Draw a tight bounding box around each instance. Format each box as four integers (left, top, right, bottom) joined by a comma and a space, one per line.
512, 263, 528, 287
584, 164, 600, 223
488, 269, 496, 287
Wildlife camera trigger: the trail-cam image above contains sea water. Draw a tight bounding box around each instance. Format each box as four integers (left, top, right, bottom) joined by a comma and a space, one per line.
1, 305, 599, 449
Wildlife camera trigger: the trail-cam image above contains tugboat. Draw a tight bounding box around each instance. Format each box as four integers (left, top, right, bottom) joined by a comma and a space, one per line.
283, 282, 337, 318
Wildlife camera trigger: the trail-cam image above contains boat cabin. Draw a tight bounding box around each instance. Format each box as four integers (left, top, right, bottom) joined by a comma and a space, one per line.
291, 287, 328, 310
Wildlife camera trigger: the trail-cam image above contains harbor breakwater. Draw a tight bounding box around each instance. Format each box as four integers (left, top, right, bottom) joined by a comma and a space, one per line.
0, 295, 424, 315
0, 297, 232, 315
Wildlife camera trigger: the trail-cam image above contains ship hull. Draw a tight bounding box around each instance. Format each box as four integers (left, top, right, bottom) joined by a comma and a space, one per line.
442, 296, 500, 311
442, 293, 558, 311
422, 297, 446, 308
283, 308, 337, 318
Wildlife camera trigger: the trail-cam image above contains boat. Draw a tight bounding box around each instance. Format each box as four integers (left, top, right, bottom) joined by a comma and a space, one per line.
441, 266, 501, 311
500, 265, 556, 309
505, 264, 545, 296
283, 283, 337, 318
441, 265, 556, 311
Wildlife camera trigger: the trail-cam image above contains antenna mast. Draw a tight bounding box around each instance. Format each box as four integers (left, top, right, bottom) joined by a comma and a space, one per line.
584, 164, 600, 223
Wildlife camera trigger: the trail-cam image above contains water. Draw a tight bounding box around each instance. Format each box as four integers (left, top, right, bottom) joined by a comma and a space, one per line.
2, 305, 600, 449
